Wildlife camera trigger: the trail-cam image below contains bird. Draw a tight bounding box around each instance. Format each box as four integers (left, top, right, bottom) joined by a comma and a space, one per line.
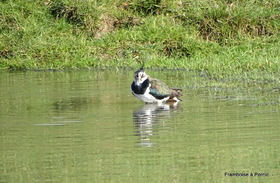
131, 68, 182, 103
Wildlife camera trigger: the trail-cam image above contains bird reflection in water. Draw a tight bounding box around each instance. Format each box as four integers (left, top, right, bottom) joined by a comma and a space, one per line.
133, 102, 179, 147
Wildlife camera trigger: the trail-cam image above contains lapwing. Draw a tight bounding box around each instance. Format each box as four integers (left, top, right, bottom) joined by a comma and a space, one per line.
131, 68, 182, 103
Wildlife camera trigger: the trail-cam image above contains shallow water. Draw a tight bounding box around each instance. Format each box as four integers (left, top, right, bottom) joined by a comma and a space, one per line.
0, 70, 279, 183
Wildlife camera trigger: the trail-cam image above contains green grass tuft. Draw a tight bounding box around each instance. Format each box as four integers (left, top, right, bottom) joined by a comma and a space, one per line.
0, 0, 279, 78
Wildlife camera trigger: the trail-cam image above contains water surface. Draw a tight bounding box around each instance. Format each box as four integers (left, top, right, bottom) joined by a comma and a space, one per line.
0, 70, 279, 183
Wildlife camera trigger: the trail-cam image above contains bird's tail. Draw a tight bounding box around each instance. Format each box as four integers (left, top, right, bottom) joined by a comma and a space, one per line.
168, 88, 183, 102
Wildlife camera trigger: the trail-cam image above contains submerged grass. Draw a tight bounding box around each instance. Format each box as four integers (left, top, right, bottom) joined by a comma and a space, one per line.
0, 0, 279, 78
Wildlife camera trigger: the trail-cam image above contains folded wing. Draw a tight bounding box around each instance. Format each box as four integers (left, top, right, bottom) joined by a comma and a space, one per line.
149, 78, 172, 100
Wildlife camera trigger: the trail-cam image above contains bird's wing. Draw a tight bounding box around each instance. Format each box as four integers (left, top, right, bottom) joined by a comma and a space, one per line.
149, 78, 171, 99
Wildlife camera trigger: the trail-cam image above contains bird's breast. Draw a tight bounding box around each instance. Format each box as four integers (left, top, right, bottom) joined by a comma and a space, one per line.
131, 79, 149, 94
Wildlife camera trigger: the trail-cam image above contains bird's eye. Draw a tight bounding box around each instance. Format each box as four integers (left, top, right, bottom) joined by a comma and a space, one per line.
135, 72, 145, 78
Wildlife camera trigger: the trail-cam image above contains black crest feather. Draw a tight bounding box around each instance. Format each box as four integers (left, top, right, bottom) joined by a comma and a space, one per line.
140, 61, 145, 70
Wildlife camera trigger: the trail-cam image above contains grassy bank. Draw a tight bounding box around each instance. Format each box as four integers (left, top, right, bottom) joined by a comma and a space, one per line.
0, 0, 279, 76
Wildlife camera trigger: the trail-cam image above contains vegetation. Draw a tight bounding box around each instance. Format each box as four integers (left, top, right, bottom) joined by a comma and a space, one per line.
0, 0, 279, 77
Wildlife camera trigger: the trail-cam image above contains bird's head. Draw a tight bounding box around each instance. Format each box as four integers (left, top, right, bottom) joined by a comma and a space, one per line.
134, 68, 148, 83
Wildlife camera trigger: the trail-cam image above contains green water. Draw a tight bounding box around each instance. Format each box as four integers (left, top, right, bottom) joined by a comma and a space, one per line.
0, 70, 279, 183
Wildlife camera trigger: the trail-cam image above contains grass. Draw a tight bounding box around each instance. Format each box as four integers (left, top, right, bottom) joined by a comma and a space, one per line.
0, 0, 279, 78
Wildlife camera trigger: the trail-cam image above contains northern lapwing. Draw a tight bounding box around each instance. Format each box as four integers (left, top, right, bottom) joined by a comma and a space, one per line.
131, 68, 182, 103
